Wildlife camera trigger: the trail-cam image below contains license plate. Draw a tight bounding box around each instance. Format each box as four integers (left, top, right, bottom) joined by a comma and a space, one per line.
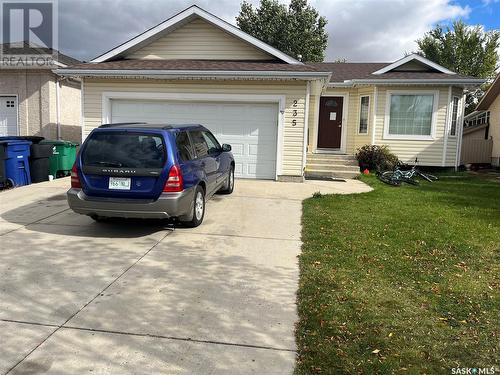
108, 177, 131, 190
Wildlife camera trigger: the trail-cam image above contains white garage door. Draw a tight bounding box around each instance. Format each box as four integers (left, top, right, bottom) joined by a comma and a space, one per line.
0, 96, 18, 136
110, 100, 278, 179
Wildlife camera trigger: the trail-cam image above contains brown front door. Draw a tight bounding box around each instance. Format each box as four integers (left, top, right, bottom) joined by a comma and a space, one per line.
317, 96, 343, 149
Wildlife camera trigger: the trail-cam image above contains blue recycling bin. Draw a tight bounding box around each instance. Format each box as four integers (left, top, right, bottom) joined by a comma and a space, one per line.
2, 139, 32, 187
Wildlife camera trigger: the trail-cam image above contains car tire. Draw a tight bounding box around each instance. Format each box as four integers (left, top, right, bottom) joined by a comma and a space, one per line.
183, 185, 205, 227
219, 166, 234, 195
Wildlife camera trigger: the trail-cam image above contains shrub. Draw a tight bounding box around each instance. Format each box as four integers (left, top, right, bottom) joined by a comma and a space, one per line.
355, 145, 398, 172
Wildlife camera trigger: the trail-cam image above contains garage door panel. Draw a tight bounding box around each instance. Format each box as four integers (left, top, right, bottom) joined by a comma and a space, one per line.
111, 100, 278, 179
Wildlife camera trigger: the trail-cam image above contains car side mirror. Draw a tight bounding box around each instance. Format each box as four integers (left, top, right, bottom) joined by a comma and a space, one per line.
221, 144, 232, 152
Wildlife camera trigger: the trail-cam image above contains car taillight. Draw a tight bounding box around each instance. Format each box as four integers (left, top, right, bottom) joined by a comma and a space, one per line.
71, 162, 82, 188
163, 165, 183, 192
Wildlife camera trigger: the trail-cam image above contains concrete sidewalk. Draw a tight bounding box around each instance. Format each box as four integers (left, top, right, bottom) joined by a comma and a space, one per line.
0, 177, 371, 374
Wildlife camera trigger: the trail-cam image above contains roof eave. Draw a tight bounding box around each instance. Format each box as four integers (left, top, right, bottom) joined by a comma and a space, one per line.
328, 78, 485, 87
54, 69, 331, 80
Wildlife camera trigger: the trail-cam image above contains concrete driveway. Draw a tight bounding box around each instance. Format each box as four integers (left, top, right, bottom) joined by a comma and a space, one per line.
0, 178, 371, 375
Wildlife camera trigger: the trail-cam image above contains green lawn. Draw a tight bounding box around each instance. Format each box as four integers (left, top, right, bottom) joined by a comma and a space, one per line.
296, 174, 499, 374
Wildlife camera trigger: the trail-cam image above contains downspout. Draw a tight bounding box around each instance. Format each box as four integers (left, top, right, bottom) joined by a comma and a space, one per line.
455, 91, 466, 171
56, 78, 61, 139
302, 81, 311, 175
442, 86, 452, 166
371, 86, 378, 145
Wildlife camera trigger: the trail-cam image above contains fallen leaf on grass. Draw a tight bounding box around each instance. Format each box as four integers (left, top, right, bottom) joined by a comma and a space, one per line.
372, 349, 380, 354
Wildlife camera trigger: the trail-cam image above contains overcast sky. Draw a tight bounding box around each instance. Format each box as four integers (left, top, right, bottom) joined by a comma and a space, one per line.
58, 0, 499, 62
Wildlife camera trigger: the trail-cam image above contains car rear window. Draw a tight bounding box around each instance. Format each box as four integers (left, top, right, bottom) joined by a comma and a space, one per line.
82, 132, 165, 169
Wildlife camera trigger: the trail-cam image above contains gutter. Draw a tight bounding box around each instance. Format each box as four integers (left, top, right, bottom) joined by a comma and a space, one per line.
329, 78, 485, 87
53, 69, 332, 80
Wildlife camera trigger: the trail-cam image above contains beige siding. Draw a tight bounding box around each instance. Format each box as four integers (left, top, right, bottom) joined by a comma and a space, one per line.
82, 78, 307, 177
488, 94, 500, 159
309, 84, 463, 166
128, 18, 273, 61
373, 85, 457, 166
309, 86, 374, 154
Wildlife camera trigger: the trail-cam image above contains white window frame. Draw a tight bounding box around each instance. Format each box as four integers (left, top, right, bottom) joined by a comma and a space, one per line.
358, 95, 370, 135
449, 96, 460, 137
383, 89, 439, 141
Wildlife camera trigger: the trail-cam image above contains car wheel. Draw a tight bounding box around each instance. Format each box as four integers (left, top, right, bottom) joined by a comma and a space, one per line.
183, 185, 205, 227
219, 166, 234, 194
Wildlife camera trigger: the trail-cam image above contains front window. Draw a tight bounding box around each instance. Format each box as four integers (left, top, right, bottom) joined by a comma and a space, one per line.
450, 97, 459, 136
359, 96, 369, 134
388, 94, 434, 137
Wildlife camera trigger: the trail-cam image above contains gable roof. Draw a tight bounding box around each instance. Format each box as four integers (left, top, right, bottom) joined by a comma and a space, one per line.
311, 56, 484, 87
477, 73, 500, 110
371, 54, 455, 75
92, 5, 301, 65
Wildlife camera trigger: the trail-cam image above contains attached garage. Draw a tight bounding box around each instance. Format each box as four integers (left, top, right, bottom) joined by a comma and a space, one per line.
0, 96, 18, 136
110, 99, 278, 179
56, 6, 332, 181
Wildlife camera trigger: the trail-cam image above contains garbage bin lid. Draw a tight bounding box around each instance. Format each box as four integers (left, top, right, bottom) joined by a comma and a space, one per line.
40, 139, 79, 146
0, 136, 44, 143
0, 139, 32, 145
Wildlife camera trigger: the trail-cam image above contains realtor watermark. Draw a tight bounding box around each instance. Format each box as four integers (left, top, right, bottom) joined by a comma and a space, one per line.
0, 0, 58, 67
451, 367, 498, 374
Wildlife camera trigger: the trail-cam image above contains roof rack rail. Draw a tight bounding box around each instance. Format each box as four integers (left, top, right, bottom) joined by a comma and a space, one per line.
99, 122, 148, 128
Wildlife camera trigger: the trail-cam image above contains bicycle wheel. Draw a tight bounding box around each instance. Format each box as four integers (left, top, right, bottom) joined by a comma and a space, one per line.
378, 171, 401, 186
418, 171, 438, 182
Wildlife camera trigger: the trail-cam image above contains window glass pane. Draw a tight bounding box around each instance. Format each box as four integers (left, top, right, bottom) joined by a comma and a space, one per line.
450, 97, 459, 136
359, 96, 369, 134
176, 131, 195, 161
83, 132, 165, 168
389, 94, 433, 136
201, 131, 221, 154
189, 131, 209, 158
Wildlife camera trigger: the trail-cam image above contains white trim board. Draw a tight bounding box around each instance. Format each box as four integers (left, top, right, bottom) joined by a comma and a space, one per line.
313, 93, 349, 154
100, 91, 286, 180
383, 89, 440, 141
91, 6, 301, 65
372, 54, 456, 75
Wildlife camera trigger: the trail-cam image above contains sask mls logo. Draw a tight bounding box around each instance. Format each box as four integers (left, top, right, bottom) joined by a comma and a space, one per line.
0, 0, 58, 66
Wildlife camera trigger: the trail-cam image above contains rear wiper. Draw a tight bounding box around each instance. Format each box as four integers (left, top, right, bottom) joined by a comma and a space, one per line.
92, 161, 123, 167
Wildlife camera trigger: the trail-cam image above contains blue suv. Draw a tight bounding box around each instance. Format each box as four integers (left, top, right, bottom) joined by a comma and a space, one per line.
67, 123, 235, 227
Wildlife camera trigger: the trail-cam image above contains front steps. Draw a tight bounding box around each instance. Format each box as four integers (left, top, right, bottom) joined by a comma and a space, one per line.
305, 153, 360, 179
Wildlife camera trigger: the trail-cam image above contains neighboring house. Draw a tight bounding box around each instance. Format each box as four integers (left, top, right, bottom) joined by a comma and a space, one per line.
0, 43, 82, 142
462, 73, 500, 166
56, 6, 483, 180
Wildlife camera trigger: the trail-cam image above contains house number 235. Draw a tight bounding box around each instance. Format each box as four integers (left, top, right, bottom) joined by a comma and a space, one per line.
292, 100, 298, 126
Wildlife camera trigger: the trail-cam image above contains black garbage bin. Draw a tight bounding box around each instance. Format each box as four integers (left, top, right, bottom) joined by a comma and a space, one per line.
29, 143, 54, 183
0, 141, 7, 187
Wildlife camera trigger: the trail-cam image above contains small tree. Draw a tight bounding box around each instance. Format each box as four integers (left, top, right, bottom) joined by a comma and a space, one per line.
417, 21, 500, 113
236, 0, 328, 62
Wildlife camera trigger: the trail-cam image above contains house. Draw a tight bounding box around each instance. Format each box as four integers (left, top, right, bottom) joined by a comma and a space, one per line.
0, 43, 82, 143
462, 73, 500, 166
56, 5, 483, 180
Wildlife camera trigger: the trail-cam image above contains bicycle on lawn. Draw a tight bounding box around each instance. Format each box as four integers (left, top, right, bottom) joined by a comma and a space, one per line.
377, 158, 438, 186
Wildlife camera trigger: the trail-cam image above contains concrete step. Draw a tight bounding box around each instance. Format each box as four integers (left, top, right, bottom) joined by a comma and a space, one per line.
307, 153, 357, 162
306, 163, 360, 172
305, 170, 360, 180
306, 159, 359, 167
